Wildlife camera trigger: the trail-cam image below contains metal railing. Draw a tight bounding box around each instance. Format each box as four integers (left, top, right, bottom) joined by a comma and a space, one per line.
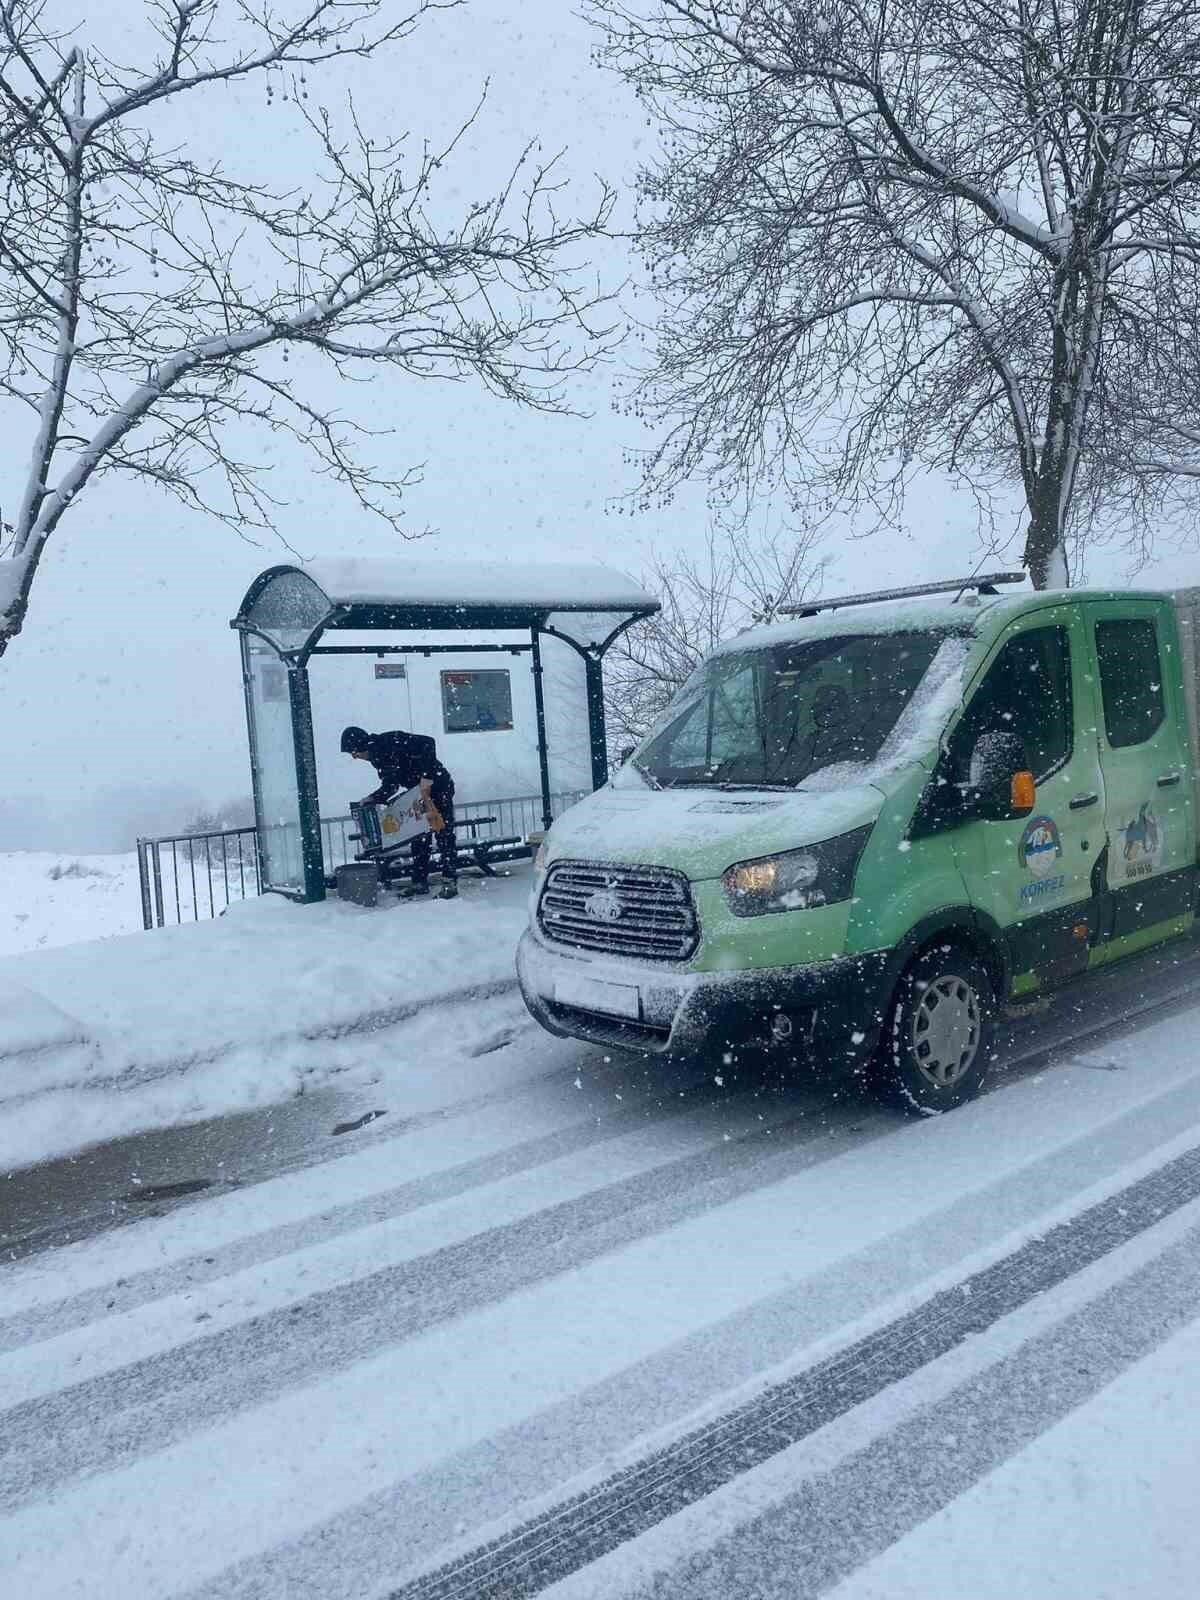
137, 826, 262, 930
137, 789, 586, 930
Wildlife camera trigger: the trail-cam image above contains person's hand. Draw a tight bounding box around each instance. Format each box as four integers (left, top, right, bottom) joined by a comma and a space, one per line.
425, 798, 445, 833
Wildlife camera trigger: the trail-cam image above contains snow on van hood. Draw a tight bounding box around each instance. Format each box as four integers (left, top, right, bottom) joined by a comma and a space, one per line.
546, 783, 885, 878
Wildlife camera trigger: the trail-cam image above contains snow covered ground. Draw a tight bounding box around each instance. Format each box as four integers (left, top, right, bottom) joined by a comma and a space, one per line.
3, 854, 1200, 1598
0, 850, 147, 957
0, 844, 269, 960
0, 863, 533, 1172
2, 986, 1200, 1598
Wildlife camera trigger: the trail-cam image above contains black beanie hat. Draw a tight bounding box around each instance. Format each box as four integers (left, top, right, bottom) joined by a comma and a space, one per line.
340, 725, 370, 754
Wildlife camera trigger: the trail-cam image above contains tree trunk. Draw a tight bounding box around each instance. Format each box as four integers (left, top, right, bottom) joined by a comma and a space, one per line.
0, 553, 33, 659
1024, 473, 1070, 590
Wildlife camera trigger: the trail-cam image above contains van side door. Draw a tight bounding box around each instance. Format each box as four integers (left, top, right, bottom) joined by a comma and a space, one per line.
1084, 599, 1196, 949
945, 608, 1104, 990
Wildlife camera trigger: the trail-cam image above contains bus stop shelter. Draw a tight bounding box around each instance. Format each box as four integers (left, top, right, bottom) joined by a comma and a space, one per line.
231, 558, 659, 901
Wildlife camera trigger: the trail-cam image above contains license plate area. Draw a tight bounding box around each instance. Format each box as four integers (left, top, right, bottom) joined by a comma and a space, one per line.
553, 973, 641, 1020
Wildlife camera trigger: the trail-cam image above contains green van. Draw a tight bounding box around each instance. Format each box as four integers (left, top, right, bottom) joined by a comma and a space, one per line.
517, 573, 1200, 1113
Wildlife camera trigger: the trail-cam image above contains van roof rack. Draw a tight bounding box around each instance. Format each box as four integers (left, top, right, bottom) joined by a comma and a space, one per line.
781, 570, 1026, 618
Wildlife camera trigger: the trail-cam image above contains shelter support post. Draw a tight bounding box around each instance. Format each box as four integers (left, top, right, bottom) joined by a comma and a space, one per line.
239, 630, 268, 896
585, 653, 608, 791
530, 627, 554, 832
289, 663, 327, 903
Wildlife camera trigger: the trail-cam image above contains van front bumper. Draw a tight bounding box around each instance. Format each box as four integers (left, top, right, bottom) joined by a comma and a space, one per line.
516, 929, 892, 1070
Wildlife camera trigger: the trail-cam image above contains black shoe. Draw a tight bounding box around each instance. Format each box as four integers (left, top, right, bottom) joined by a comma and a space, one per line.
437, 883, 459, 900
400, 883, 430, 899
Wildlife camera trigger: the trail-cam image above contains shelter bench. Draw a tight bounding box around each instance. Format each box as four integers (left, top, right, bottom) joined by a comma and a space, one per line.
335, 813, 532, 888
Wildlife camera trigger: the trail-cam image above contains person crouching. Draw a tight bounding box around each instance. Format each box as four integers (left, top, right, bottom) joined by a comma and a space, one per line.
341, 725, 458, 900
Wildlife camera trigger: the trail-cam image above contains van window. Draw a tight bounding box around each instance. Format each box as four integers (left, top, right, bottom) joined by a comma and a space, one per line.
632, 630, 946, 789
1094, 619, 1165, 748
951, 627, 1072, 782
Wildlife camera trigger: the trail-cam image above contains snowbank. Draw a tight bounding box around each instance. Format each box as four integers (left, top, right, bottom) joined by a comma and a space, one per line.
0, 868, 534, 1173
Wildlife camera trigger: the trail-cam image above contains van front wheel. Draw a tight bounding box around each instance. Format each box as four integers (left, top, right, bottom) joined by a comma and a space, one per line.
876, 944, 994, 1115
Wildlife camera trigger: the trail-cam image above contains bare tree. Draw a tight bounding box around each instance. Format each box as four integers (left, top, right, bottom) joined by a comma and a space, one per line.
588, 0, 1200, 587
181, 794, 255, 835
0, 0, 615, 655
607, 523, 825, 744
180, 793, 255, 867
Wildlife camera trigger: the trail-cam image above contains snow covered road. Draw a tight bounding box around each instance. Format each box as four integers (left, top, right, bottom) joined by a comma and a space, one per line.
3, 969, 1200, 1597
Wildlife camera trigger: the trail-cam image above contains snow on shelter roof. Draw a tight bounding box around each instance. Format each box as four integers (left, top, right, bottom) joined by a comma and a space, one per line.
233, 557, 659, 655
300, 557, 654, 613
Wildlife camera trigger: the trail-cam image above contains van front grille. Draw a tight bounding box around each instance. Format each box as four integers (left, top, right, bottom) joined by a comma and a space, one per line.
538, 861, 698, 962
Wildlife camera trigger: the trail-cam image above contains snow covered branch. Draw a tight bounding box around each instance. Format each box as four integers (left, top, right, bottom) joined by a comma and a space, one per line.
588, 0, 1200, 586
0, 0, 615, 654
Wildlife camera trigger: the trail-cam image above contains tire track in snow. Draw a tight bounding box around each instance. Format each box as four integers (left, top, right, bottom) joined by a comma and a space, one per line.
0, 1101, 889, 1512
0, 1058, 741, 1350
634, 1217, 1200, 1599
179, 1066, 1200, 1600
4, 979, 1196, 1516
381, 1143, 1200, 1600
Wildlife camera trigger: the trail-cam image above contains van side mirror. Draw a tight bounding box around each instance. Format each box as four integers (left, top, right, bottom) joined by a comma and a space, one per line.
619, 744, 636, 766
969, 731, 1035, 820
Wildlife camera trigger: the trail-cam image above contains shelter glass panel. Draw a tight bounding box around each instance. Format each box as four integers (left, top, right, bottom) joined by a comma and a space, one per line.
246, 570, 330, 654
245, 636, 305, 892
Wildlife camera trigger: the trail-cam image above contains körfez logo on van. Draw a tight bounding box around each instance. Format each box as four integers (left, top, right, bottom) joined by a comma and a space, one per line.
1019, 815, 1062, 877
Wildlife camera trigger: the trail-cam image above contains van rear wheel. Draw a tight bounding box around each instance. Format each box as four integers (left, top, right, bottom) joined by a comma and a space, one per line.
876, 943, 994, 1115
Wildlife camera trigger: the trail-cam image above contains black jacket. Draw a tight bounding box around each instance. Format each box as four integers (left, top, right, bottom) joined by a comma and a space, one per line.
361, 731, 453, 804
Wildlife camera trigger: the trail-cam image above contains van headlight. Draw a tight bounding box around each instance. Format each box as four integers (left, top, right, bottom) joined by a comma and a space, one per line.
533, 840, 548, 876
722, 826, 873, 917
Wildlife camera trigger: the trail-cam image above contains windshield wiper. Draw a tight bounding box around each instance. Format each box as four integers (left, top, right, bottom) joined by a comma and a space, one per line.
630, 758, 663, 791
666, 778, 794, 792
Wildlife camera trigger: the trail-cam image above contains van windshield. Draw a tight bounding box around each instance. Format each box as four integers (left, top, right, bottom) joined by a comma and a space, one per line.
632, 630, 948, 790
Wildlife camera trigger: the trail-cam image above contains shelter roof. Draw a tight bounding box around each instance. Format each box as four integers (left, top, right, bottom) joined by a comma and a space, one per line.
232, 557, 658, 656
301, 557, 654, 613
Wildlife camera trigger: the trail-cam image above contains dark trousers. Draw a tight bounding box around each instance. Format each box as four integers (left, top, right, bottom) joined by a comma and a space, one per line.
410, 786, 456, 885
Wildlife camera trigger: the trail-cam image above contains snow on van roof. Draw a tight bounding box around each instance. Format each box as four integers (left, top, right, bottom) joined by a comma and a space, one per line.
710, 591, 1012, 654
713, 582, 1200, 658
709, 582, 1200, 659
298, 557, 655, 614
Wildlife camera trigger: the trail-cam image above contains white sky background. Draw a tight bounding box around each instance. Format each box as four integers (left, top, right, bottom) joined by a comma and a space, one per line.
1, 0, 1196, 850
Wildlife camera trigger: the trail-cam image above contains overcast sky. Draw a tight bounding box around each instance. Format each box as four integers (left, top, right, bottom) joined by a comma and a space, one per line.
2, 0, 1195, 851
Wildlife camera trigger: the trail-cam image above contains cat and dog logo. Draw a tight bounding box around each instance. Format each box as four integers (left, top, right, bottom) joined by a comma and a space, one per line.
1119, 802, 1161, 878
1018, 803, 1163, 892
